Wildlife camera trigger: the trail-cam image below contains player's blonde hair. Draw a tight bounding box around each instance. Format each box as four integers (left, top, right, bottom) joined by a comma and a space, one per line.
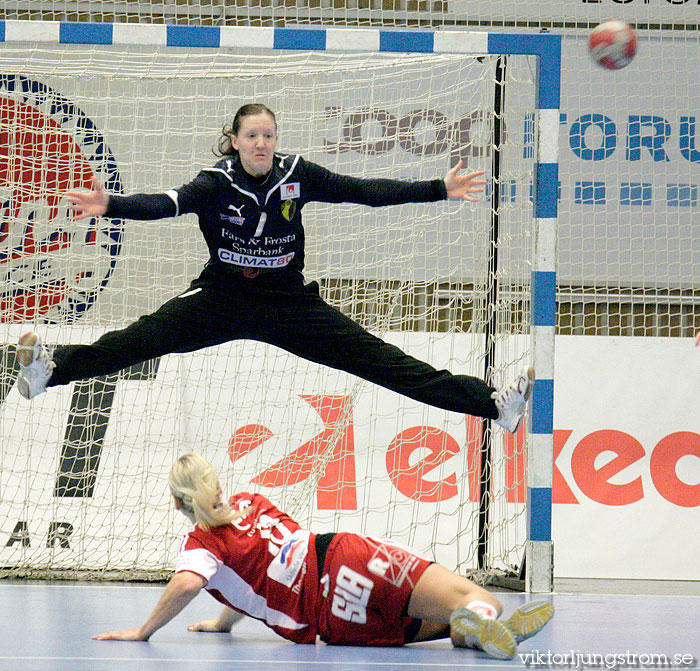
168, 454, 244, 531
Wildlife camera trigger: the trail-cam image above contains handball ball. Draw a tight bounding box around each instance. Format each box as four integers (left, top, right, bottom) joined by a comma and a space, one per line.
588, 20, 637, 70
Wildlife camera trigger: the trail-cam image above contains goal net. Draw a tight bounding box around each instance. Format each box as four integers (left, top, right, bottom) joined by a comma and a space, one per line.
0, 30, 545, 583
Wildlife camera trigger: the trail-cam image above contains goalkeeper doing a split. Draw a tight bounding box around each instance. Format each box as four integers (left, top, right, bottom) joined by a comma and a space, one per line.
15, 103, 534, 433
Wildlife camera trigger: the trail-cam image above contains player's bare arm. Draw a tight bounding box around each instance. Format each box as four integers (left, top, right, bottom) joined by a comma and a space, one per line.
443, 160, 487, 201
93, 570, 206, 641
188, 606, 245, 633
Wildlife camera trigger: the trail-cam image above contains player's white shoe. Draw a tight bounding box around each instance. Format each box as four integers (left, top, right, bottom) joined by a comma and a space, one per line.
16, 332, 55, 400
503, 600, 554, 643
492, 366, 535, 434
450, 607, 517, 660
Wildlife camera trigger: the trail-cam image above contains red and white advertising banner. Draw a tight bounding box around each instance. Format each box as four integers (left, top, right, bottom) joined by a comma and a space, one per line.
553, 336, 700, 580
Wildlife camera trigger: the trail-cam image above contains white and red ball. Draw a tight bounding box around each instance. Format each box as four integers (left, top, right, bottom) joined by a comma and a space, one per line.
588, 20, 637, 70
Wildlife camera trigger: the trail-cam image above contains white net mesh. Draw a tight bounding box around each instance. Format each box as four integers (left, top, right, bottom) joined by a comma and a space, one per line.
2, 0, 698, 31
557, 35, 700, 337
0, 43, 537, 579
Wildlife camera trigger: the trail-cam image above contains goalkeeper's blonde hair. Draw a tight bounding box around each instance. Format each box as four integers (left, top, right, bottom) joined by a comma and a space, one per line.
169, 454, 245, 530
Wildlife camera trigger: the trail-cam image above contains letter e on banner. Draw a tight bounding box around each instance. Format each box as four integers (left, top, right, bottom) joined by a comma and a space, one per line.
570, 430, 645, 505
649, 432, 700, 508
386, 426, 459, 502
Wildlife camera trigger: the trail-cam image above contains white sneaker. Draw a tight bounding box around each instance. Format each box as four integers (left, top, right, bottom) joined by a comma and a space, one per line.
491, 366, 535, 434
16, 332, 55, 400
503, 600, 554, 643
450, 607, 517, 660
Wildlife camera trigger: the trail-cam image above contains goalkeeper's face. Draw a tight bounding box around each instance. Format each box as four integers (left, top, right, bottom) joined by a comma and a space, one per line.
232, 112, 278, 177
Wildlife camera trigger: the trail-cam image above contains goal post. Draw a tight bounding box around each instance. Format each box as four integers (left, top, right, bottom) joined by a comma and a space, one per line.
0, 21, 558, 591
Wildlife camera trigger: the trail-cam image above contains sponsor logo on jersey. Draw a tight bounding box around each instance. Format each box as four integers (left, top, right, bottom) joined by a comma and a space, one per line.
281, 182, 300, 199
267, 530, 310, 587
281, 199, 297, 222
0, 75, 124, 322
264, 234, 295, 245
218, 248, 294, 268
221, 204, 245, 224
280, 538, 303, 568
366, 538, 421, 588
221, 228, 247, 244
220, 213, 245, 226
367, 557, 391, 577
331, 565, 374, 624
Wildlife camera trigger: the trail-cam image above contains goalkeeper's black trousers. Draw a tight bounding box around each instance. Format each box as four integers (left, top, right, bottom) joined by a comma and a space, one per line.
48, 272, 499, 420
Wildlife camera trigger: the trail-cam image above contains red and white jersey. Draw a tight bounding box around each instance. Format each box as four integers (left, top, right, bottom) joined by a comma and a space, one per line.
175, 492, 319, 643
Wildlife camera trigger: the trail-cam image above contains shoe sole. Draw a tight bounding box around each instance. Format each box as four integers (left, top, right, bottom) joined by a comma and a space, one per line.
505, 600, 554, 643
523, 366, 535, 401
16, 374, 31, 400
510, 366, 535, 433
450, 608, 517, 660
17, 332, 39, 367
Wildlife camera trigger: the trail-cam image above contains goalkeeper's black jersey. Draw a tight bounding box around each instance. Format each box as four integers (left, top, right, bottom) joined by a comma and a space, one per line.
105, 153, 447, 285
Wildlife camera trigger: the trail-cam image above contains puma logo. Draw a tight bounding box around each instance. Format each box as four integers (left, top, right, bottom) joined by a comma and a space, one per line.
228, 204, 244, 217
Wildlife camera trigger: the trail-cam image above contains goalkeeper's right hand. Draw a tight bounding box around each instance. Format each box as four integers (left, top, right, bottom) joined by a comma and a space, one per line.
66, 176, 108, 220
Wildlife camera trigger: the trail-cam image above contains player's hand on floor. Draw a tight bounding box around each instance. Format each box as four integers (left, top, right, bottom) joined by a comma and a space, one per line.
188, 619, 231, 633
92, 627, 147, 641
695, 332, 700, 346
